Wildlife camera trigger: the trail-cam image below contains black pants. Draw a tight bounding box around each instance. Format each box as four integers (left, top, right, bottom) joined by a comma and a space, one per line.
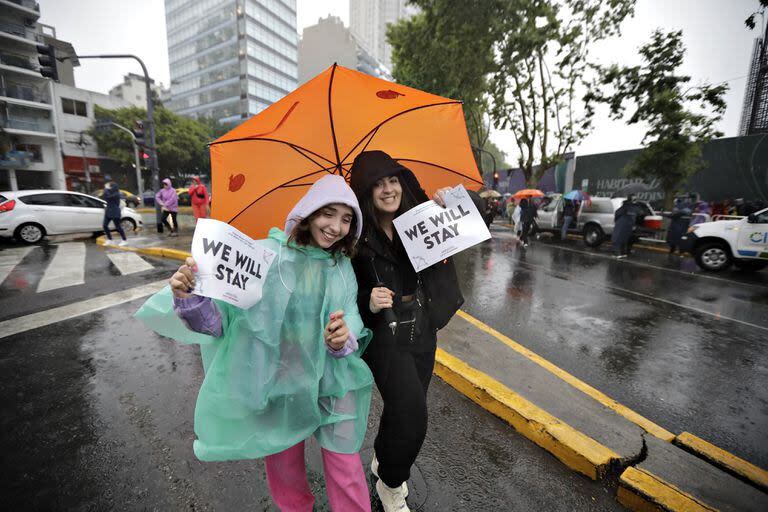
103, 216, 126, 240
161, 210, 178, 233
519, 219, 533, 244
365, 345, 436, 488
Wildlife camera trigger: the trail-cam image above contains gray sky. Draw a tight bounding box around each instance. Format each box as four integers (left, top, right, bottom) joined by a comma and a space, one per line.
38, 0, 758, 161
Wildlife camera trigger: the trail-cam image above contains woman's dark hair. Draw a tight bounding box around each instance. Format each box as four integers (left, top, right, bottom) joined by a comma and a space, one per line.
358, 174, 418, 234
287, 204, 358, 260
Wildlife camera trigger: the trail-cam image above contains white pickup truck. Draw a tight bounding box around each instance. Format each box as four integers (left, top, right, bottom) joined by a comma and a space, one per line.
680, 208, 768, 272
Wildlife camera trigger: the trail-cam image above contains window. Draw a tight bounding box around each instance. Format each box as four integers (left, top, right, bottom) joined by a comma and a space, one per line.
20, 193, 71, 207
14, 143, 43, 162
69, 194, 104, 209
753, 211, 768, 224
61, 98, 87, 117
582, 200, 614, 214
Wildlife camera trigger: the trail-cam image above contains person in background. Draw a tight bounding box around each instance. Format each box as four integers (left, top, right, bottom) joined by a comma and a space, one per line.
612, 197, 637, 259
561, 199, 576, 240
518, 198, 538, 248
666, 195, 693, 255
155, 178, 179, 237
188, 176, 209, 221
102, 182, 128, 247
690, 199, 711, 226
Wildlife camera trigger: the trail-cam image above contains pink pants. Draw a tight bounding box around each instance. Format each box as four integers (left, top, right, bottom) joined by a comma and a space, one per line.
264, 440, 371, 512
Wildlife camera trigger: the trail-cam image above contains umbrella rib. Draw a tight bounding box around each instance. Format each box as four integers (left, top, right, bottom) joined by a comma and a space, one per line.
328, 63, 342, 173
395, 158, 484, 185
227, 168, 334, 225
209, 137, 336, 167
339, 100, 463, 165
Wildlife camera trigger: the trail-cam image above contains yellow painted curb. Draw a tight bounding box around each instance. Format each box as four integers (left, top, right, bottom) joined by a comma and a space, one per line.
434, 347, 620, 480
618, 467, 715, 512
675, 432, 768, 492
455, 310, 675, 442
97, 236, 191, 262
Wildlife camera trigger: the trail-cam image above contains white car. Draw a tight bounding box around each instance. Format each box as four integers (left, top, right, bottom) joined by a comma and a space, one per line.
680, 207, 768, 272
0, 189, 143, 244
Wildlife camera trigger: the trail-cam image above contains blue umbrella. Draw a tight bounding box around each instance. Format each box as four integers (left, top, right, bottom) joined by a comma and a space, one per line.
564, 190, 590, 201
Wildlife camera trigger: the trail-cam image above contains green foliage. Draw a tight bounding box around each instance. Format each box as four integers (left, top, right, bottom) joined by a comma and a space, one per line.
588, 30, 728, 208
490, 0, 635, 186
91, 105, 226, 177
387, 0, 500, 162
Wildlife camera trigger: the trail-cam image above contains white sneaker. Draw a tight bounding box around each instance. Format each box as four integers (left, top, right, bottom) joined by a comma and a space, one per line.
118, 240, 129, 247
103, 239, 114, 246
371, 454, 408, 497
375, 479, 410, 512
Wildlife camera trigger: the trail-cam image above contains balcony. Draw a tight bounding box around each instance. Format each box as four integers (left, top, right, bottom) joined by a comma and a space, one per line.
0, 20, 41, 44
1, 117, 54, 134
0, 81, 49, 104
6, 0, 41, 11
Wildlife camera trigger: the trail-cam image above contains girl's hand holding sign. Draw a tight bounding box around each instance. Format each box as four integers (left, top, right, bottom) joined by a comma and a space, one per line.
170, 257, 198, 299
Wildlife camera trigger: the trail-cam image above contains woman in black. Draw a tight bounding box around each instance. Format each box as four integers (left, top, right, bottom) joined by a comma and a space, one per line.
349, 151, 463, 512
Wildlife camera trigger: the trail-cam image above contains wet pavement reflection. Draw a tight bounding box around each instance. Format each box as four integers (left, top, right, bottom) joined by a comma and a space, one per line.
454, 226, 768, 469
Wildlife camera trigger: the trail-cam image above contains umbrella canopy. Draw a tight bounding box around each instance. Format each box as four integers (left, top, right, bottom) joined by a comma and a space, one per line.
564, 190, 591, 201
611, 182, 652, 198
479, 189, 502, 198
512, 188, 544, 199
209, 64, 483, 239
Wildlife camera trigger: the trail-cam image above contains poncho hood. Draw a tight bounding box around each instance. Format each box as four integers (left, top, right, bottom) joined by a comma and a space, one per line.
284, 174, 363, 239
162, 178, 172, 187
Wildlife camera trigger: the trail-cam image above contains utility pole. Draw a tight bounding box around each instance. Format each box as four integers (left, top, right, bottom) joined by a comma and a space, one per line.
61, 54, 161, 231
77, 132, 91, 193
95, 120, 143, 199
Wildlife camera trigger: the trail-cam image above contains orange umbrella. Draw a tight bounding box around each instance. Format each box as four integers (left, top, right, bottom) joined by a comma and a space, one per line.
209, 64, 483, 239
512, 189, 545, 199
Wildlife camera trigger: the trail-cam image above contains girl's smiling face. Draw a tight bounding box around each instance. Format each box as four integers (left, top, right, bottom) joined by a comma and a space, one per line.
309, 203, 354, 249
372, 175, 402, 214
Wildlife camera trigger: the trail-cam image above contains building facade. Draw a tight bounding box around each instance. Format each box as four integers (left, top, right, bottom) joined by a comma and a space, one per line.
108, 73, 164, 109
0, 1, 62, 191
738, 30, 768, 136
349, 0, 415, 71
298, 16, 392, 85
164, 0, 298, 125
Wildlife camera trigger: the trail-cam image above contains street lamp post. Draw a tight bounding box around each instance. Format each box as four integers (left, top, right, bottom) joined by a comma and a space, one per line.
77, 132, 91, 193
62, 53, 161, 232
97, 121, 143, 199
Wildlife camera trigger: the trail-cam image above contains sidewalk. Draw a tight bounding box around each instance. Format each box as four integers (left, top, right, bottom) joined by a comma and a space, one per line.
111, 218, 768, 511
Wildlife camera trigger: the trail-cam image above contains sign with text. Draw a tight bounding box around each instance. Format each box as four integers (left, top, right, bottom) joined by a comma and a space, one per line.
190, 219, 276, 309
393, 185, 491, 271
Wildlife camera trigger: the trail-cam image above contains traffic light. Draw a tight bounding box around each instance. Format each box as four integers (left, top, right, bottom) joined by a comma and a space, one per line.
133, 120, 145, 146
36, 44, 58, 81
493, 171, 499, 188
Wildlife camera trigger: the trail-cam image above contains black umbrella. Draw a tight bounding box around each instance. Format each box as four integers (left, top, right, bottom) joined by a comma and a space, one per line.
611, 182, 652, 198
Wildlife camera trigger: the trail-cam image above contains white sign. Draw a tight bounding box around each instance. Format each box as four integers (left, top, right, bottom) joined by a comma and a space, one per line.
190, 218, 276, 309
393, 185, 492, 271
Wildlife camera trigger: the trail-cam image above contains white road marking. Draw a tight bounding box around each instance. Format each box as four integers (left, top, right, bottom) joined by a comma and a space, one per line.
107, 251, 154, 275
0, 279, 167, 340
36, 242, 86, 293
0, 247, 33, 286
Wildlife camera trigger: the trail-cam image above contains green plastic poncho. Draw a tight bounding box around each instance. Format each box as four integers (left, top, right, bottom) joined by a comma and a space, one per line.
135, 228, 373, 461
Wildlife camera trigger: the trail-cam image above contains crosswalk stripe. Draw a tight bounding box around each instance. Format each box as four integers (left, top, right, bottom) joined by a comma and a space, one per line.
36, 242, 86, 293
107, 251, 154, 275
0, 279, 167, 340
0, 247, 33, 286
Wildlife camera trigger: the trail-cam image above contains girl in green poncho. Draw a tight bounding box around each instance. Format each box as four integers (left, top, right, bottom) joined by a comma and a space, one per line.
135, 175, 374, 511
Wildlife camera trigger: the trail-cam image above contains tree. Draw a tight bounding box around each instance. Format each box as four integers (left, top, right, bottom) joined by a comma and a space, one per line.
489, 0, 635, 186
387, 1, 501, 166
588, 30, 727, 209
745, 0, 768, 30
91, 105, 221, 180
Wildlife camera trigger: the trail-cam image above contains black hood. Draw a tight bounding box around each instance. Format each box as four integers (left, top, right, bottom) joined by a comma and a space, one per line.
349, 150, 428, 203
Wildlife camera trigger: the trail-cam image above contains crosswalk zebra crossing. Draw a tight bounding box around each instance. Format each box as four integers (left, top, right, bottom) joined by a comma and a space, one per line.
0, 242, 159, 293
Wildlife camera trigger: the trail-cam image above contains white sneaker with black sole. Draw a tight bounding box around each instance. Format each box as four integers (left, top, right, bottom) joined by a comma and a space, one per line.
371, 453, 408, 497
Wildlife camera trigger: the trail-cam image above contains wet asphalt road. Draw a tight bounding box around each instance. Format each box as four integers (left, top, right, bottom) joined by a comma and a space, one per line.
454, 224, 768, 469
0, 238, 624, 511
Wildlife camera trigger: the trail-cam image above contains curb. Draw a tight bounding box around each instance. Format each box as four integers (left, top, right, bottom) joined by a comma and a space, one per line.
675, 432, 768, 493
97, 236, 191, 262
618, 467, 713, 512
434, 347, 619, 480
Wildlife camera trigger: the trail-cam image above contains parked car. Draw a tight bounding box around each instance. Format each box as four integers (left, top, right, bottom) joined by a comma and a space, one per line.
94, 188, 141, 207
0, 190, 143, 244
680, 207, 768, 272
535, 195, 662, 247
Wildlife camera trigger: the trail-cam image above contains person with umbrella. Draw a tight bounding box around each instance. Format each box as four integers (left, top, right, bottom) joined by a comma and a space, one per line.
349, 151, 463, 512
667, 194, 694, 255
518, 197, 539, 247
612, 196, 638, 258
136, 176, 375, 511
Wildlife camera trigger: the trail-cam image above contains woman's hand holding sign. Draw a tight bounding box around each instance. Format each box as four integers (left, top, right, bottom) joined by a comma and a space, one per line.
324, 311, 349, 351
170, 257, 198, 298
432, 186, 453, 208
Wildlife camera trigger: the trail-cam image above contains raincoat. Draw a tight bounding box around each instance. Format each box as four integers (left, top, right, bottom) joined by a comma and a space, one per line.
667, 197, 693, 247
135, 229, 373, 461
189, 176, 209, 220
155, 179, 179, 212
612, 201, 637, 251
